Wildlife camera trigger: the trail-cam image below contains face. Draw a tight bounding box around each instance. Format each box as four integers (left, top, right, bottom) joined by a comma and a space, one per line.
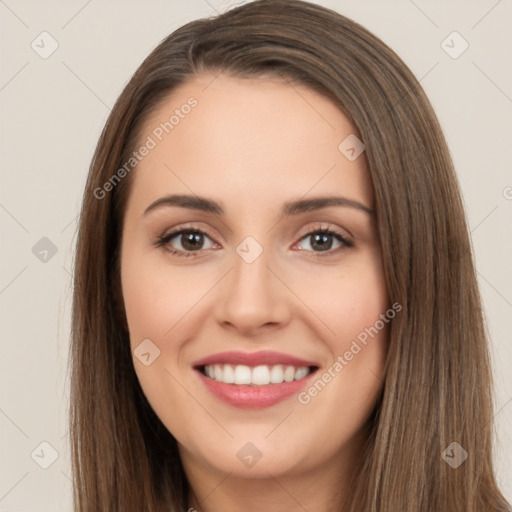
120, 73, 389, 482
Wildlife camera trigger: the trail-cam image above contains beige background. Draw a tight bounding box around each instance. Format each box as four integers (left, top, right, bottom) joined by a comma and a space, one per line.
0, 0, 511, 510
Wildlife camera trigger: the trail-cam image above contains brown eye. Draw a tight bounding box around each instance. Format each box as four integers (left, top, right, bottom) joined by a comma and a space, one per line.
178, 231, 207, 251
156, 229, 216, 256
297, 229, 353, 254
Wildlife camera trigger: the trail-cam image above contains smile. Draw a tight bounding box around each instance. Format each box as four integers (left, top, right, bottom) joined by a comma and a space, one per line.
201, 364, 313, 385
193, 351, 319, 408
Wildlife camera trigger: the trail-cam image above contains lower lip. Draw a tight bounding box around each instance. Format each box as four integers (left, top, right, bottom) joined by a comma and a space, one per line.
196, 370, 316, 409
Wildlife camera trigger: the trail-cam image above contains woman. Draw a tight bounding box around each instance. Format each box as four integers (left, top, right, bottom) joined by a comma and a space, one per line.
70, 1, 511, 510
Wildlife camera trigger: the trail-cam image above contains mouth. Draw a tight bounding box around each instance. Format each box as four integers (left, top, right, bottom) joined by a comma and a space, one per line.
197, 363, 317, 386
192, 351, 319, 408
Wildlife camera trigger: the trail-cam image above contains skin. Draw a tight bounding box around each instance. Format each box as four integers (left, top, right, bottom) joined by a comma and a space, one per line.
120, 73, 389, 512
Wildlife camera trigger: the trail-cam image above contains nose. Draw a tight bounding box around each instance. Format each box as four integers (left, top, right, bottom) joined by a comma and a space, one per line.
214, 246, 292, 336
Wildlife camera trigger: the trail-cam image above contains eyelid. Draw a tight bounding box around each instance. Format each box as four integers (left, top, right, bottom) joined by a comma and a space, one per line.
294, 222, 352, 243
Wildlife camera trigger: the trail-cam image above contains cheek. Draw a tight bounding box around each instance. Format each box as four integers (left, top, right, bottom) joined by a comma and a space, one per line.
120, 250, 201, 434
121, 251, 211, 343
291, 250, 389, 348
292, 250, 388, 411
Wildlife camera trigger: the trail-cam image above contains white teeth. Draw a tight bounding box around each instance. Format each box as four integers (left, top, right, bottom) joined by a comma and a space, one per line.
283, 365, 295, 382
203, 364, 312, 385
270, 365, 284, 383
234, 365, 252, 384
252, 365, 271, 385
223, 364, 235, 384
214, 364, 223, 382
294, 367, 309, 380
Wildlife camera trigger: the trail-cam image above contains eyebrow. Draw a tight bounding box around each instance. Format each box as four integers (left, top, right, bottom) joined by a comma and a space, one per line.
143, 194, 374, 217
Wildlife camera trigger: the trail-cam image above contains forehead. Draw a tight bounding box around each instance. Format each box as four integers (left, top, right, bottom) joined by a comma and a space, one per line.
127, 73, 372, 215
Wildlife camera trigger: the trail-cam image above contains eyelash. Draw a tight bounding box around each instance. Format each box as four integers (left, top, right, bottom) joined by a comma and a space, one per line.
154, 224, 354, 259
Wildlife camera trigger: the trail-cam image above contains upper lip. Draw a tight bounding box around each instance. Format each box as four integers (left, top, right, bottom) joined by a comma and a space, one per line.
193, 350, 319, 368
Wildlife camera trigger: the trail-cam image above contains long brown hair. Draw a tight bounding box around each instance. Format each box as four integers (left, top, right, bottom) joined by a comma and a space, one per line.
70, 1, 511, 510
